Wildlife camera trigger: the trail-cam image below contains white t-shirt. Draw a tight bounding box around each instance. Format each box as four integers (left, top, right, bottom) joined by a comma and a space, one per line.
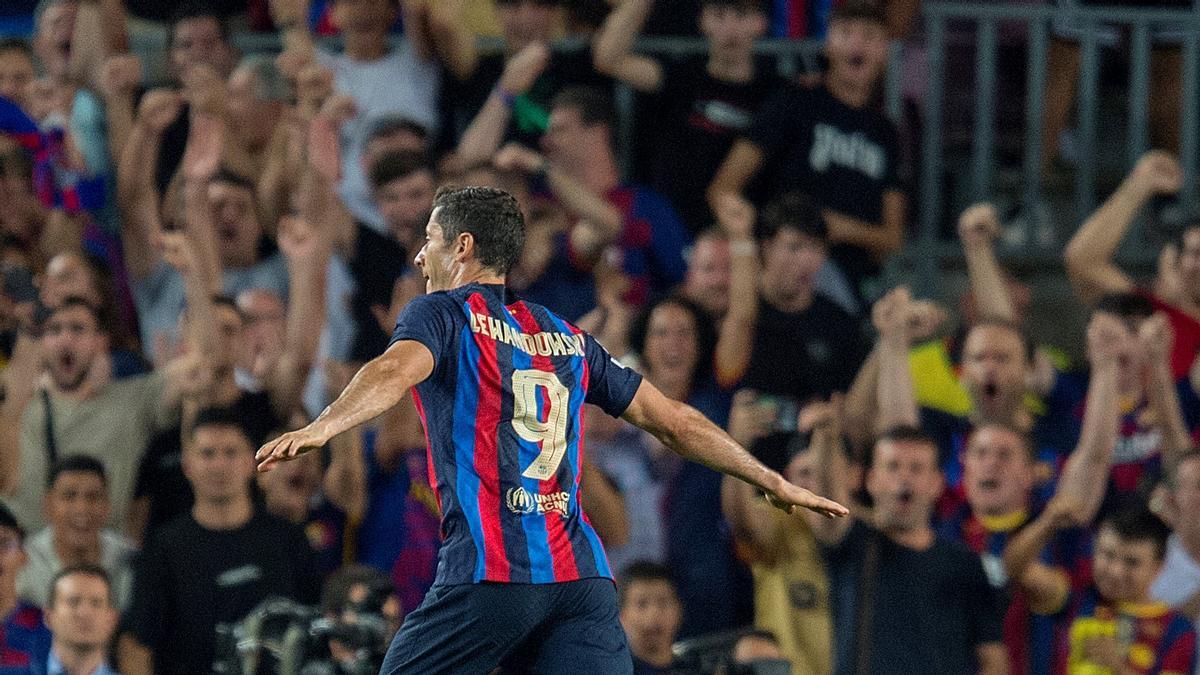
317, 42, 440, 232
1151, 534, 1200, 674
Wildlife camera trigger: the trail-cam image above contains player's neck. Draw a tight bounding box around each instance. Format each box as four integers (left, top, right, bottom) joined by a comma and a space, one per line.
449, 266, 506, 290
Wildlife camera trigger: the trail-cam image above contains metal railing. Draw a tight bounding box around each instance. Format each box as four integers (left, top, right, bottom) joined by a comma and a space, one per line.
229, 8, 1200, 294
917, 2, 1200, 292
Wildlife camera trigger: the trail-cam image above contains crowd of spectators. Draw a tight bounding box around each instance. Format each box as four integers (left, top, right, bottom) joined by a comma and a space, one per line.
0, 0, 1197, 673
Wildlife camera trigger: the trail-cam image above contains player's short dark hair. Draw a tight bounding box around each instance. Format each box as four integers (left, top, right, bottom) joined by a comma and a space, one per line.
618, 560, 677, 607
0, 502, 24, 543
0, 37, 34, 60
701, 0, 768, 14
47, 564, 112, 608
830, 0, 887, 26
168, 1, 231, 46
759, 191, 827, 243
47, 296, 106, 332
551, 86, 616, 130
431, 185, 525, 275
628, 296, 717, 384
1094, 292, 1156, 322
871, 425, 939, 467
46, 454, 108, 491
369, 150, 435, 191
365, 115, 429, 146
190, 407, 253, 447
1099, 503, 1171, 561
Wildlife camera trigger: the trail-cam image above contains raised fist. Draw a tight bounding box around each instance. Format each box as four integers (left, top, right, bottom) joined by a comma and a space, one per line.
1086, 311, 1132, 367
137, 89, 184, 134
97, 54, 142, 100
492, 143, 545, 174
1130, 150, 1183, 197
957, 202, 1001, 249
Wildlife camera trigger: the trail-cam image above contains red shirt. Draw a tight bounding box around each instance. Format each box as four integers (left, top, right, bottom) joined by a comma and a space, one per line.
1140, 290, 1200, 381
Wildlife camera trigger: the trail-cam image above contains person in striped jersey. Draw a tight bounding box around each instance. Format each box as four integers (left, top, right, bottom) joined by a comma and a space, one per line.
256, 185, 847, 673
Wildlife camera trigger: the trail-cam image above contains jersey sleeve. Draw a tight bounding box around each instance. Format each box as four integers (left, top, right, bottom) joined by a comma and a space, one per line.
389, 293, 460, 375
583, 333, 643, 417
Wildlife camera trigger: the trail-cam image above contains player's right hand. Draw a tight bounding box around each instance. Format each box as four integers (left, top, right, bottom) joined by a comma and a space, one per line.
764, 479, 849, 519
256, 425, 329, 472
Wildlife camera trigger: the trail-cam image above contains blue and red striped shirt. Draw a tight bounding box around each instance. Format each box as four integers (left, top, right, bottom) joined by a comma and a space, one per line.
390, 283, 643, 585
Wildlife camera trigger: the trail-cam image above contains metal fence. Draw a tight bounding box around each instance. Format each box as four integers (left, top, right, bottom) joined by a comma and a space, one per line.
916, 1, 1200, 292
230, 6, 1200, 293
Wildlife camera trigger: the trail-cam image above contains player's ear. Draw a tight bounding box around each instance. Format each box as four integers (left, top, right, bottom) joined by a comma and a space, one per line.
455, 232, 474, 261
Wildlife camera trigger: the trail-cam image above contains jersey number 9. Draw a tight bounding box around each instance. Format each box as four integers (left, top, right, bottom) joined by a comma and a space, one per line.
512, 369, 571, 480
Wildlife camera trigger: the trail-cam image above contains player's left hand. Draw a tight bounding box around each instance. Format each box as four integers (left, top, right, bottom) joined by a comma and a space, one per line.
256, 425, 330, 472
764, 478, 849, 519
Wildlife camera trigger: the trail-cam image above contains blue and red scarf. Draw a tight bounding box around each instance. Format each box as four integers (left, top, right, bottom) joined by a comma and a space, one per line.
0, 95, 105, 214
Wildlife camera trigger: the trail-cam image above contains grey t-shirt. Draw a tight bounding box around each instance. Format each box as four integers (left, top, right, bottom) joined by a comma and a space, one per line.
16, 526, 136, 611
133, 255, 290, 363
6, 370, 175, 535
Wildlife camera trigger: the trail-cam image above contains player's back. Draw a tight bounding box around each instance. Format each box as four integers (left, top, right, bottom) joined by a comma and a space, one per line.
390, 282, 642, 586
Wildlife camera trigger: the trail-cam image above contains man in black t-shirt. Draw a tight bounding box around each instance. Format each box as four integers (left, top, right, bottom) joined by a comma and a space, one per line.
800, 424, 1008, 675
709, 0, 904, 311
593, 0, 783, 234
120, 409, 319, 675
713, 192, 867, 407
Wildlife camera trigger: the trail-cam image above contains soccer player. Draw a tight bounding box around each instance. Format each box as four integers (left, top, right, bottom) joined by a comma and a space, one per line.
256, 186, 847, 673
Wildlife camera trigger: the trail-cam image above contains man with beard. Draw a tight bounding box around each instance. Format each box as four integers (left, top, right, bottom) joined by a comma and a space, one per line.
0, 298, 199, 536
802, 425, 1008, 675
865, 285, 1078, 503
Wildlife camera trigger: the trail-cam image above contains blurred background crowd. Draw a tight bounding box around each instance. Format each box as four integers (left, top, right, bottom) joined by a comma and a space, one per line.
0, 0, 1198, 673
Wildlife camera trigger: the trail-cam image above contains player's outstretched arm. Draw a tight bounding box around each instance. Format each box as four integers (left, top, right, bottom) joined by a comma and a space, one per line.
621, 380, 848, 519
255, 340, 434, 472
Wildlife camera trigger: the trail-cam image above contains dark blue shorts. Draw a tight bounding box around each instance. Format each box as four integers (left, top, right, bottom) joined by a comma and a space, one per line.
380, 577, 633, 674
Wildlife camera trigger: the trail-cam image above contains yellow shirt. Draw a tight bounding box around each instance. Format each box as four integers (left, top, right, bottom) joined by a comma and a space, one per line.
750, 507, 833, 675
